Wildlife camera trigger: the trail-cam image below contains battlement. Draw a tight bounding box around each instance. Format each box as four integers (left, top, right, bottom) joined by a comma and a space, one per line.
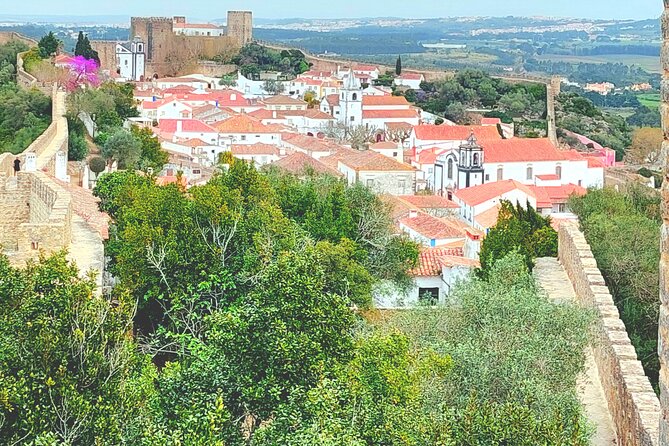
130, 17, 174, 23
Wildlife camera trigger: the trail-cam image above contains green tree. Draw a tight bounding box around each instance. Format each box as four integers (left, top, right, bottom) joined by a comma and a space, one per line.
73, 31, 100, 65
0, 252, 154, 444
37, 31, 61, 58
68, 131, 89, 161
395, 55, 402, 76
479, 200, 557, 274
131, 125, 168, 171
102, 129, 141, 169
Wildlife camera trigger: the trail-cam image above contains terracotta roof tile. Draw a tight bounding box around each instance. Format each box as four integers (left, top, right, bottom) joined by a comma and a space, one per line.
400, 212, 465, 240
230, 143, 280, 156
213, 115, 279, 133
474, 205, 501, 229
159, 119, 218, 134
413, 125, 502, 142
411, 248, 465, 276
454, 180, 533, 207
362, 95, 410, 106
363, 109, 420, 119
273, 152, 342, 176
397, 195, 460, 209
481, 138, 566, 163
323, 149, 416, 172
262, 95, 308, 106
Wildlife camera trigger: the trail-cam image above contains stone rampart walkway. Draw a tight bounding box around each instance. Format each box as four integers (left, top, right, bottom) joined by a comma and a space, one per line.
534, 257, 617, 446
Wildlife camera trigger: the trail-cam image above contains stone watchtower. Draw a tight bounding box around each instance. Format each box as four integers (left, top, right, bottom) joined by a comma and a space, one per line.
661, 1, 669, 443
130, 17, 173, 64
227, 11, 253, 45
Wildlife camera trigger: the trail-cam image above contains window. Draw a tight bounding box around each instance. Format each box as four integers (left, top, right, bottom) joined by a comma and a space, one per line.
485, 174, 490, 181
418, 288, 439, 305
398, 179, 406, 190
393, 152, 398, 157
447, 158, 454, 180
557, 204, 566, 213
526, 166, 533, 180
350, 116, 355, 122
556, 165, 562, 179
366, 179, 374, 188
192, 169, 201, 174
241, 135, 246, 141
352, 93, 358, 101
472, 153, 480, 166
255, 135, 260, 138
497, 166, 503, 181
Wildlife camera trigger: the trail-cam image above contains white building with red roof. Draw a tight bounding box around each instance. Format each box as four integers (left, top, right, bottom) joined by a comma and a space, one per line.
374, 245, 479, 308
155, 77, 210, 90
248, 109, 335, 136
140, 97, 193, 121
212, 114, 283, 145
230, 143, 284, 167
156, 119, 220, 146
394, 72, 425, 90
321, 148, 417, 195
453, 179, 587, 232
320, 76, 421, 130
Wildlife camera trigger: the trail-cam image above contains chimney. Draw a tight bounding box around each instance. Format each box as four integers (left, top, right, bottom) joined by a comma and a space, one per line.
231, 93, 237, 101
408, 209, 418, 219
176, 120, 183, 133
272, 110, 277, 119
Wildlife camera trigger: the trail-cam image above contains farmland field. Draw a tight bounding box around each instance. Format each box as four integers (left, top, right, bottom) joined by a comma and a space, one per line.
537, 54, 661, 73
638, 93, 661, 109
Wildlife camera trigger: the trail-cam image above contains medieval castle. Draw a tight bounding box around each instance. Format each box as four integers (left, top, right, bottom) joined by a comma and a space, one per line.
93, 11, 252, 79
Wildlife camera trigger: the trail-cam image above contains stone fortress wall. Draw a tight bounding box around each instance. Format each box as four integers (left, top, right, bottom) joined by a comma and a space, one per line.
559, 223, 660, 446
92, 11, 253, 78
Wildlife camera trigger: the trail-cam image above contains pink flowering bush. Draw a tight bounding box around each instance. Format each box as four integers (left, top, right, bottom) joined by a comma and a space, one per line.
66, 56, 100, 91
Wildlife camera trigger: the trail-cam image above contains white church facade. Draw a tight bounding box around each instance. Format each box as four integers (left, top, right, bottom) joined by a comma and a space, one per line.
116, 37, 146, 82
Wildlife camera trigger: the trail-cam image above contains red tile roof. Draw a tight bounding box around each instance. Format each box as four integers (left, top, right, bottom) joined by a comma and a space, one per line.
474, 205, 501, 229
411, 248, 466, 276
370, 141, 400, 150
262, 95, 308, 106
413, 125, 502, 142
400, 212, 465, 240
481, 138, 565, 163
230, 144, 280, 156
480, 117, 502, 125
362, 95, 410, 106
282, 133, 344, 154
397, 195, 460, 209
159, 119, 218, 134
325, 94, 340, 107
415, 147, 446, 165
353, 65, 379, 72
213, 114, 279, 133
323, 149, 416, 172
163, 85, 197, 95
273, 152, 342, 177
398, 73, 423, 80
362, 109, 420, 119
249, 108, 335, 120
454, 180, 533, 207
530, 184, 587, 205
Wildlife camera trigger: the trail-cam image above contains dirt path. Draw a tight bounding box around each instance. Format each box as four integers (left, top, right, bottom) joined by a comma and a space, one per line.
534, 257, 617, 446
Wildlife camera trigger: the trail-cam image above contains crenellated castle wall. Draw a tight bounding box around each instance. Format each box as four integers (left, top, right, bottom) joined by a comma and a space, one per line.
559, 222, 660, 446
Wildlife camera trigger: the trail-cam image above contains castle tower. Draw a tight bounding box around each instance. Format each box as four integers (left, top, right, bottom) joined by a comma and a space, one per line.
227, 11, 253, 45
457, 133, 485, 188
660, 2, 669, 443
340, 72, 363, 128
130, 17, 173, 64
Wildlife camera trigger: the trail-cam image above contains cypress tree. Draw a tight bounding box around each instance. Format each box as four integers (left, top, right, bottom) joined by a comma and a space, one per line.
74, 31, 85, 57
395, 55, 402, 76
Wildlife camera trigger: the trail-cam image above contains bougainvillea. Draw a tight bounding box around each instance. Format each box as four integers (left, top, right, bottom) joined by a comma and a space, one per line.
66, 55, 100, 91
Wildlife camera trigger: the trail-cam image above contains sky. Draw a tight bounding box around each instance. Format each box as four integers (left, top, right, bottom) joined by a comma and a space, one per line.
0, 0, 663, 21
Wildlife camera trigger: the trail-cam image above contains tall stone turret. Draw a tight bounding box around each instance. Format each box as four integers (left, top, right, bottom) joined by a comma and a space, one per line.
660, 1, 669, 443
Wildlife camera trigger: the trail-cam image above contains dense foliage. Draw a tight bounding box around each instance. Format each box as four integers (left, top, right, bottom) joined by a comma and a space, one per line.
556, 92, 632, 160
569, 186, 661, 390
230, 43, 310, 79
479, 200, 558, 274
74, 31, 100, 65
0, 41, 52, 156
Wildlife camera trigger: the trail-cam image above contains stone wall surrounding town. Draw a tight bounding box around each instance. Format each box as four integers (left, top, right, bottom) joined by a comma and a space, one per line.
0, 172, 72, 263
660, 1, 669, 443
559, 222, 660, 446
